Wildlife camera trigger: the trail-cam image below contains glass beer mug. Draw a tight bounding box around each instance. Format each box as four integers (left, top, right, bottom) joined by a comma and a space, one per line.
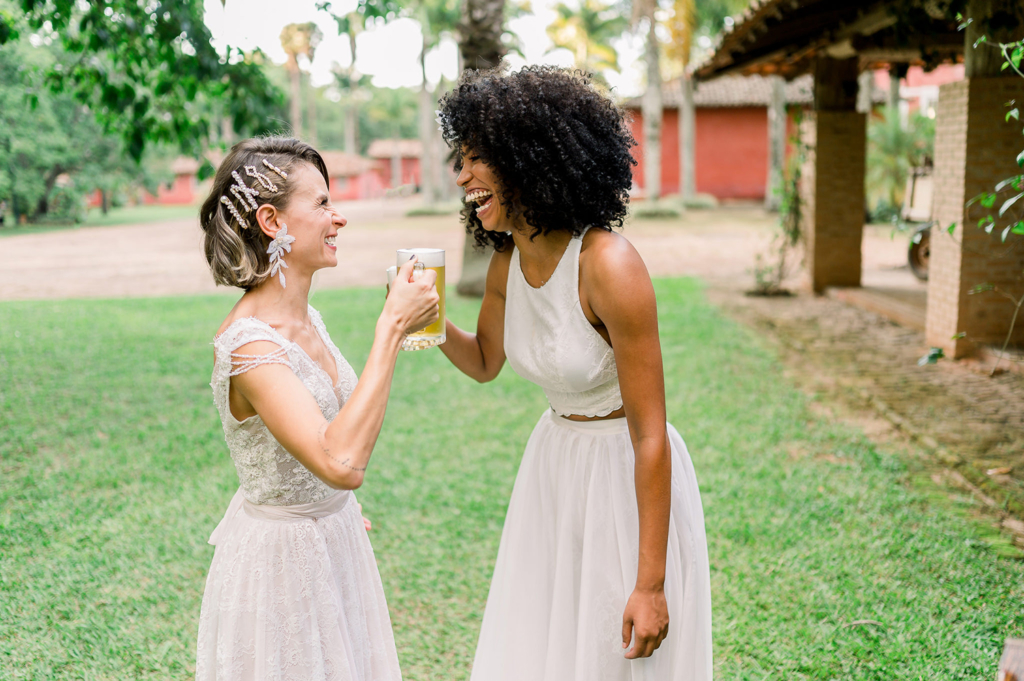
386, 248, 446, 351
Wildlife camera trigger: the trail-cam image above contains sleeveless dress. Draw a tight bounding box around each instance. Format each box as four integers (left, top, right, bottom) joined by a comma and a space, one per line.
195, 307, 403, 681
469, 229, 713, 681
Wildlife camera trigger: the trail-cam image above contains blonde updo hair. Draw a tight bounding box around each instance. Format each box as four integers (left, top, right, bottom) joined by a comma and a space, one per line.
200, 137, 329, 290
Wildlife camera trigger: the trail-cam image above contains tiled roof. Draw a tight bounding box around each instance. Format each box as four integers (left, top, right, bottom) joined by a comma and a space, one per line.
319, 151, 377, 177
621, 72, 891, 110
622, 74, 813, 109
366, 139, 423, 159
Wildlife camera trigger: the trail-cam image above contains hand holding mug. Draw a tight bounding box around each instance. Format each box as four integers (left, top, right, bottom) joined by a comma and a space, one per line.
383, 257, 439, 338
385, 248, 447, 350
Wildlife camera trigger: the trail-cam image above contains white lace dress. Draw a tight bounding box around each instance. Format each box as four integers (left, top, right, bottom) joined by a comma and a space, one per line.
195, 308, 402, 681
469, 229, 713, 681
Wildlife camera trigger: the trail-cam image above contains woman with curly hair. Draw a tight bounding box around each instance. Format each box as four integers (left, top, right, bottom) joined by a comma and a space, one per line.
436, 66, 712, 680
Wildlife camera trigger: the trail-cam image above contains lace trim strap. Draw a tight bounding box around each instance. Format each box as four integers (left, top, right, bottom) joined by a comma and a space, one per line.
228, 343, 293, 377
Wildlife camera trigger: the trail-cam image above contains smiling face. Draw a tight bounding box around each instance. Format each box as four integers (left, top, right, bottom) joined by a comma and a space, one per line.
268, 163, 347, 275
456, 149, 511, 232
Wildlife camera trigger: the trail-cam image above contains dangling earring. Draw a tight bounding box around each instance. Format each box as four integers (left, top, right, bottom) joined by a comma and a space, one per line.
267, 222, 296, 288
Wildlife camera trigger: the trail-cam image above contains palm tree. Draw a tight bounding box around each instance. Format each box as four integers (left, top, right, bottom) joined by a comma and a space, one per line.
280, 22, 323, 139
331, 12, 366, 154
546, 0, 628, 84
665, 0, 695, 200
455, 0, 507, 296
413, 0, 460, 204
632, 0, 662, 201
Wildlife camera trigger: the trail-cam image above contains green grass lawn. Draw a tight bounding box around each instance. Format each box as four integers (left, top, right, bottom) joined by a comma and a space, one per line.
0, 204, 197, 237
1, 279, 1021, 680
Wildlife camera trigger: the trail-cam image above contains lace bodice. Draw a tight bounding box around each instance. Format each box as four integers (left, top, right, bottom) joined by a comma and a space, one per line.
504, 227, 623, 417
211, 306, 359, 506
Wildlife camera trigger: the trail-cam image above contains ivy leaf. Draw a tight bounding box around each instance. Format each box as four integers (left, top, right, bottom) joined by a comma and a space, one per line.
980, 192, 998, 209
918, 348, 944, 366
1012, 221, 1024, 235
947, 222, 957, 235
1018, 150, 1024, 168
1007, 108, 1020, 123
999, 191, 1023, 217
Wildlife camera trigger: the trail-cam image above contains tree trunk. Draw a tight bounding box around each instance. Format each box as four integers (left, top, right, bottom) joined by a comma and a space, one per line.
887, 64, 900, 111
101, 188, 111, 214
306, 72, 318, 145
457, 0, 506, 70
289, 64, 303, 138
765, 75, 786, 211
641, 15, 661, 201
35, 166, 64, 218
456, 0, 507, 297
680, 72, 695, 201
345, 102, 358, 154
419, 38, 438, 204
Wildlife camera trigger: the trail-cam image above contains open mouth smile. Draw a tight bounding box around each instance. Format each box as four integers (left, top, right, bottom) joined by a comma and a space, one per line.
465, 189, 494, 216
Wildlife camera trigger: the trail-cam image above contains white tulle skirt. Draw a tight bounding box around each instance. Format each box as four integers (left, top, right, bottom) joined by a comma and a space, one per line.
195, 489, 402, 681
470, 411, 712, 681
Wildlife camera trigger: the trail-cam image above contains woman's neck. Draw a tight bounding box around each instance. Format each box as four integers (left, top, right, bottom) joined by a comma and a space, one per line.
244, 270, 313, 324
510, 226, 573, 265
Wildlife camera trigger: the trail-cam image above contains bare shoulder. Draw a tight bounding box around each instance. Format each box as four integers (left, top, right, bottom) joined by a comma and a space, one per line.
580, 228, 650, 291
486, 245, 515, 298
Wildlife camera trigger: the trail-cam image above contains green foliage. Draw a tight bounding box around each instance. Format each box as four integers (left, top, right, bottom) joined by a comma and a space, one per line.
0, 0, 285, 161
2, 282, 1023, 678
546, 0, 628, 82
359, 86, 421, 152
866, 106, 935, 222
0, 37, 135, 223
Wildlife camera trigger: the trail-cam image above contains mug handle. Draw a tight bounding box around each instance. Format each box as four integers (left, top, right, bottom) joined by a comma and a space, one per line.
386, 262, 425, 290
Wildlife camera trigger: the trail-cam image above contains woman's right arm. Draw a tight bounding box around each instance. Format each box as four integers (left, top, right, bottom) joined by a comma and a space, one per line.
438, 248, 511, 383
230, 259, 439, 490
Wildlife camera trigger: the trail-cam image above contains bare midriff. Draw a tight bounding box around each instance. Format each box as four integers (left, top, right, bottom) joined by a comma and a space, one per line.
561, 406, 626, 422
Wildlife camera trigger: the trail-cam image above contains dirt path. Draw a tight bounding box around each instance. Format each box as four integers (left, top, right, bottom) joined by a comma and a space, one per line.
0, 202, 911, 300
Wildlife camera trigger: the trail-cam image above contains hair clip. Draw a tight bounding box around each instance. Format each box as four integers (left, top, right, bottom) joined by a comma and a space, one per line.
262, 158, 288, 180
229, 171, 260, 212
245, 165, 278, 193
220, 196, 249, 230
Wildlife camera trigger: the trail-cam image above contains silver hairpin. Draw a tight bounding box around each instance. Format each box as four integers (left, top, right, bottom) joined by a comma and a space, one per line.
220, 196, 249, 230
245, 165, 278, 193
229, 171, 260, 212
262, 158, 288, 180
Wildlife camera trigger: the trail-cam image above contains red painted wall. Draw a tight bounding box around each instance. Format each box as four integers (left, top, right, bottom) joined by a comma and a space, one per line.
144, 173, 196, 205
629, 106, 797, 200
330, 170, 388, 201
378, 158, 422, 189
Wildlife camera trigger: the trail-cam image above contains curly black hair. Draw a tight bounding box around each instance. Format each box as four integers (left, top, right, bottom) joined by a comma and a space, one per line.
436, 65, 636, 252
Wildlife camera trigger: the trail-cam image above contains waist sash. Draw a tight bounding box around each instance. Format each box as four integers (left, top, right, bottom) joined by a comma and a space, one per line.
209, 488, 350, 546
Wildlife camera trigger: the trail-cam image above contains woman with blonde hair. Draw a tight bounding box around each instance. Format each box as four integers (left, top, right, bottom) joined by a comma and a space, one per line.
194, 136, 438, 681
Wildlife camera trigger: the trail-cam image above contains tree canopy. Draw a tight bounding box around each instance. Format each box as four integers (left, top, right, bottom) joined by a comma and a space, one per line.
0, 0, 284, 161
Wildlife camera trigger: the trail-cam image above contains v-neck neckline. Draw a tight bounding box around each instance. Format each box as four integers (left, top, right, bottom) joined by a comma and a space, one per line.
517, 235, 575, 291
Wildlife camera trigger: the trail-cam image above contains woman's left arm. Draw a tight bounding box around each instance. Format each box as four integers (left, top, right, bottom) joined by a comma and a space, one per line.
582, 233, 671, 660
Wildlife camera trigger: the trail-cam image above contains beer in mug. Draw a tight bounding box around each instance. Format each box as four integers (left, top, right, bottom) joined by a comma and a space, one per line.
386, 248, 445, 351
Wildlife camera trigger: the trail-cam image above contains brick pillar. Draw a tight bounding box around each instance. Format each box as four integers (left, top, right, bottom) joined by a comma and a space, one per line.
926, 77, 1024, 357
803, 57, 867, 292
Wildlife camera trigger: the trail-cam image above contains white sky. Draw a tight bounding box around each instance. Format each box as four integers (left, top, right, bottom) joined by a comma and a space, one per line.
203, 0, 644, 96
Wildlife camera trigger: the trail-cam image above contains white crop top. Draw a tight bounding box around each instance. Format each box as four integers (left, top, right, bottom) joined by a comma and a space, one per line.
503, 227, 623, 417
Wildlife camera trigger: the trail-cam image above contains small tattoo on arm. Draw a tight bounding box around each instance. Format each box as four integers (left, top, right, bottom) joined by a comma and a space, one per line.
317, 422, 368, 471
